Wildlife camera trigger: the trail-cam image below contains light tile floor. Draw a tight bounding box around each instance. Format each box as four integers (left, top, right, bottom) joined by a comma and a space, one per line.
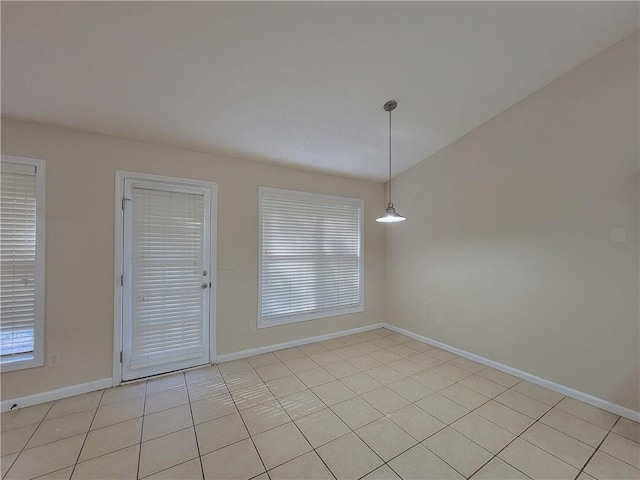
2, 328, 639, 480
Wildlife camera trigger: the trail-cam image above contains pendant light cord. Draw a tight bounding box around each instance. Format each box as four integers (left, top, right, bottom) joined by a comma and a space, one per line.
388, 107, 392, 204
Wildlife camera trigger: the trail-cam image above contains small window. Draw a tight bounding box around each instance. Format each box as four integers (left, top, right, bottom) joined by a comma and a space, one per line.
1, 156, 45, 371
259, 187, 363, 328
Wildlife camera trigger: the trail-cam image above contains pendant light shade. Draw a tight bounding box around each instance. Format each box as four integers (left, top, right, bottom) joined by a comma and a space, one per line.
377, 202, 406, 222
376, 100, 406, 223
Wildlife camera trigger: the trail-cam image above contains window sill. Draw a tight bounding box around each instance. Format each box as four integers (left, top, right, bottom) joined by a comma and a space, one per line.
1, 354, 43, 373
258, 305, 364, 329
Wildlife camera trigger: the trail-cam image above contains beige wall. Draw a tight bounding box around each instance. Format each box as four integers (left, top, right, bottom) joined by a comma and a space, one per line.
385, 33, 640, 411
0, 120, 385, 400
3, 34, 638, 412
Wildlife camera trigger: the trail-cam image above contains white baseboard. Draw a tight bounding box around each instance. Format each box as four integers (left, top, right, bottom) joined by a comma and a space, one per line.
215, 323, 386, 363
4, 322, 637, 423
1, 377, 113, 413
1, 324, 385, 414
384, 324, 640, 422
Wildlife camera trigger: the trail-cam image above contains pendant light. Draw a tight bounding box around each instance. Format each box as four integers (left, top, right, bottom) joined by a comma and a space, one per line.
376, 100, 406, 223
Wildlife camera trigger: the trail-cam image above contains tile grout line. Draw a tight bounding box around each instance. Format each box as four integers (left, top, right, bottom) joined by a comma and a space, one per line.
461, 382, 565, 478
221, 336, 502, 479
222, 368, 273, 480
343, 387, 447, 476
304, 337, 412, 476
144, 373, 200, 478
574, 415, 622, 480
231, 332, 516, 477
347, 334, 489, 478
365, 353, 514, 478
43, 366, 544, 480
592, 434, 640, 470
23, 409, 146, 466
5, 396, 109, 479
0, 337, 489, 478
135, 374, 225, 478
2, 399, 55, 479
384, 346, 627, 477
240, 338, 481, 479
357, 389, 478, 478
68, 389, 106, 480
468, 394, 569, 480
541, 401, 623, 431
135, 377, 218, 477
10, 404, 150, 477
251, 350, 340, 480
185, 371, 211, 480
252, 340, 398, 477
334, 344, 542, 478
134, 379, 149, 480
523, 400, 620, 460
124, 357, 483, 480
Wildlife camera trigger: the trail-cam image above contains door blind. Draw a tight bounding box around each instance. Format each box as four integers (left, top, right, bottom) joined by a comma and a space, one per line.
259, 189, 363, 326
0, 162, 38, 357
129, 186, 205, 370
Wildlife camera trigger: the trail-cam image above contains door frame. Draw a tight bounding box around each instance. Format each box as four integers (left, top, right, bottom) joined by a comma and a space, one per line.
113, 170, 217, 386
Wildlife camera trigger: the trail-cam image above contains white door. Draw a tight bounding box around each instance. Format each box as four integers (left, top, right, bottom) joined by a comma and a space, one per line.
121, 178, 213, 381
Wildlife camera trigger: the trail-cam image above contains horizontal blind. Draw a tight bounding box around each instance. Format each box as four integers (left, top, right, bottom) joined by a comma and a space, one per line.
1, 162, 37, 357
260, 189, 362, 325
130, 186, 205, 370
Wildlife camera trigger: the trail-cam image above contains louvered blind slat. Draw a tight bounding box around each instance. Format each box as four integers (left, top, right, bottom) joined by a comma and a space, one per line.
1, 163, 37, 356
129, 187, 205, 370
259, 189, 363, 326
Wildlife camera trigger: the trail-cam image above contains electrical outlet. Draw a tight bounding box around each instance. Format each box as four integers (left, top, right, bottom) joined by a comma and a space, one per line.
249, 322, 256, 332
219, 259, 234, 270
437, 317, 444, 327
48, 352, 61, 367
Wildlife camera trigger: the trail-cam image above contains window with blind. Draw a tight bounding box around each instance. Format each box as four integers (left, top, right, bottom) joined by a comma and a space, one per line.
258, 187, 363, 328
0, 157, 45, 371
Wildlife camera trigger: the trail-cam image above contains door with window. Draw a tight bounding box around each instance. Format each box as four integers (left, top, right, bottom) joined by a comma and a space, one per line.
120, 175, 215, 381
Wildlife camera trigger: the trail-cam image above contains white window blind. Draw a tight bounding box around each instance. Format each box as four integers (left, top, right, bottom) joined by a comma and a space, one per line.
259, 188, 363, 327
1, 159, 44, 370
128, 186, 206, 371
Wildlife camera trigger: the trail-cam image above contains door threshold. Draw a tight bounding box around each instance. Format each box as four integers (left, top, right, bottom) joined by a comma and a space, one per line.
120, 363, 214, 385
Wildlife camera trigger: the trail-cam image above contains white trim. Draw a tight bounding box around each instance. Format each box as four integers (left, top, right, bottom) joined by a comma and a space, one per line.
383, 324, 640, 422
121, 178, 212, 380
0, 155, 46, 372
1, 378, 112, 413
216, 323, 385, 363
114, 174, 125, 386
113, 170, 217, 386
6, 321, 637, 422
257, 186, 365, 329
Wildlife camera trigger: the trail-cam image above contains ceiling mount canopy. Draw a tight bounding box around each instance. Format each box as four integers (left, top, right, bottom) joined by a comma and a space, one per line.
376, 100, 406, 223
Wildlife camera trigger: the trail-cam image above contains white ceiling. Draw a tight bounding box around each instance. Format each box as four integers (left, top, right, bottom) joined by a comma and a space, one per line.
2, 2, 638, 181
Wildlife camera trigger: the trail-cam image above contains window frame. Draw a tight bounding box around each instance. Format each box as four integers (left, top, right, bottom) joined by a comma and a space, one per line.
258, 187, 364, 329
0, 155, 46, 372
